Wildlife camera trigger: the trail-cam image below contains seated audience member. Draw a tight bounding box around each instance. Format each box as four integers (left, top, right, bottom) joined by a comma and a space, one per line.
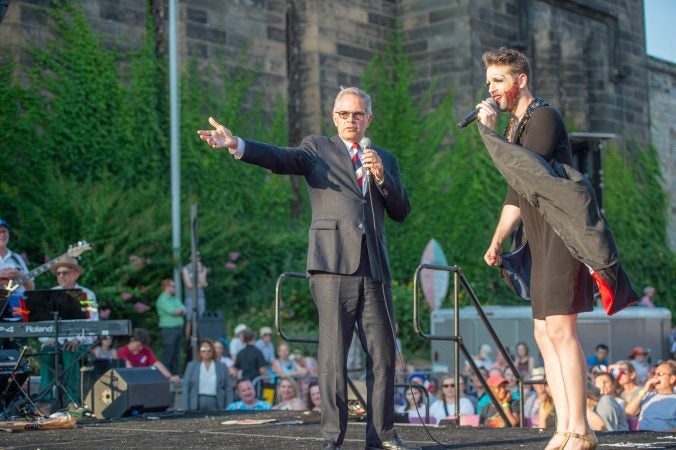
586, 344, 609, 368
182, 339, 233, 411
305, 380, 321, 412
488, 348, 510, 374
609, 360, 641, 406
272, 377, 306, 411
295, 350, 319, 377
229, 323, 248, 360
477, 368, 504, 414
117, 328, 179, 382
591, 372, 628, 431
514, 342, 535, 381
213, 339, 234, 369
466, 344, 493, 372
429, 374, 475, 423
255, 326, 275, 374
466, 366, 489, 412
93, 336, 117, 360
408, 372, 436, 404
586, 383, 606, 432
401, 384, 433, 423
628, 346, 651, 384
479, 374, 519, 428
625, 360, 676, 431
271, 343, 307, 378
226, 379, 272, 411
503, 367, 520, 401
524, 367, 554, 428
536, 385, 556, 430
233, 328, 266, 381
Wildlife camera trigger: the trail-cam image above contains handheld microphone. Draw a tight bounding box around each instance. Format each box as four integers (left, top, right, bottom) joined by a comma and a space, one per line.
457, 97, 497, 128
359, 137, 371, 184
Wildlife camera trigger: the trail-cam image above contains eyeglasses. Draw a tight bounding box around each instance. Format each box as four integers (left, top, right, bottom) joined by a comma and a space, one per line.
442, 384, 455, 388
56, 270, 74, 277
199, 348, 212, 352
334, 111, 366, 120
655, 372, 672, 377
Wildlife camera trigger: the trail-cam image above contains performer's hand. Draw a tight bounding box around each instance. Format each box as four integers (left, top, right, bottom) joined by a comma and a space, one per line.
363, 149, 384, 183
63, 339, 80, 351
0, 268, 20, 280
476, 99, 498, 130
484, 242, 502, 266
197, 117, 238, 152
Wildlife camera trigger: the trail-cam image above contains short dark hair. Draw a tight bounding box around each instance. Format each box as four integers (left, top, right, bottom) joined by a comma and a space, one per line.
596, 344, 609, 352
482, 47, 531, 80
131, 328, 150, 347
242, 328, 256, 343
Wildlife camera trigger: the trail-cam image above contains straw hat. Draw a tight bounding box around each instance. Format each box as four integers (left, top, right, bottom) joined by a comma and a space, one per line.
50, 256, 84, 275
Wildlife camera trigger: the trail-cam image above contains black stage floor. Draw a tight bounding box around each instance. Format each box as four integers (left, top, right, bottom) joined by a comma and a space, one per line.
1, 410, 675, 449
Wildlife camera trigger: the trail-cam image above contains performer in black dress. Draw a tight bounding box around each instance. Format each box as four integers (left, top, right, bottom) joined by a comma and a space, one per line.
477, 48, 598, 450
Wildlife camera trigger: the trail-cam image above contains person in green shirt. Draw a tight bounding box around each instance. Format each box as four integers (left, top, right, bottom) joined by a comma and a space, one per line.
156, 278, 186, 375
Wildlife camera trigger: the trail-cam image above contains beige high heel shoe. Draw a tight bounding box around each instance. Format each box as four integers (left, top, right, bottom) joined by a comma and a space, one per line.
544, 431, 570, 450
562, 431, 598, 450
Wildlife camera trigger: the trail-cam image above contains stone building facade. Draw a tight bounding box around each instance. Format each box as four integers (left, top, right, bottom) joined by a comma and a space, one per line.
1, 0, 674, 246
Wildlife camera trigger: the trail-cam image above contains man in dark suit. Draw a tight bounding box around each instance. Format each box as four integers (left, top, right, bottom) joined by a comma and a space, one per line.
198, 87, 414, 450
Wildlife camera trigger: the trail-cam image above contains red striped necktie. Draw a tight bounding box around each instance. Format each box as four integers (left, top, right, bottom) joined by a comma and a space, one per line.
351, 143, 363, 188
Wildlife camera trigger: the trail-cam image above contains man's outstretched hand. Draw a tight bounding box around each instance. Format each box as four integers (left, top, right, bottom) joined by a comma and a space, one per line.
197, 117, 238, 150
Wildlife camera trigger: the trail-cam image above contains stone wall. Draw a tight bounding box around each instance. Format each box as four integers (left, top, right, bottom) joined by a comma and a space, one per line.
649, 57, 676, 248
1, 0, 674, 246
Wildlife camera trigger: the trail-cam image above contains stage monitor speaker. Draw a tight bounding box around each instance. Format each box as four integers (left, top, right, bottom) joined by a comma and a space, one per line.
88, 367, 171, 419
198, 311, 224, 341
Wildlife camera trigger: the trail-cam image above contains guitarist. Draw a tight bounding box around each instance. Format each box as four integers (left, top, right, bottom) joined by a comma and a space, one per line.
38, 256, 99, 406
0, 219, 34, 350
0, 219, 34, 292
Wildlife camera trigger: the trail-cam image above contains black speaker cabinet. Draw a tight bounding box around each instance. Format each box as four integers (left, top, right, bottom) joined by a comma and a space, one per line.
88, 367, 171, 419
197, 311, 225, 341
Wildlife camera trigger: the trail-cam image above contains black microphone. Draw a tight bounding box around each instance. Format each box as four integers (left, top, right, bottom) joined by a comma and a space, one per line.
360, 137, 371, 185
457, 98, 497, 128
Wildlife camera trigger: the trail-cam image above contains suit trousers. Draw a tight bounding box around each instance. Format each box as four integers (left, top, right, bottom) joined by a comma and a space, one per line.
310, 245, 397, 445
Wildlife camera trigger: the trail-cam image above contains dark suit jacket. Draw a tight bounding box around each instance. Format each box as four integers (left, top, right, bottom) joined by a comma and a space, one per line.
182, 360, 233, 410
241, 135, 410, 283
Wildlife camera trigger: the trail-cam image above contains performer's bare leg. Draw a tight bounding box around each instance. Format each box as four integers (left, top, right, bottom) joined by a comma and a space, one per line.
534, 318, 569, 450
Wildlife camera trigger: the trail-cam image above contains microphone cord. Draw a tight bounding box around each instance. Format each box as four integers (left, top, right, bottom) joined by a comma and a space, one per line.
363, 165, 450, 448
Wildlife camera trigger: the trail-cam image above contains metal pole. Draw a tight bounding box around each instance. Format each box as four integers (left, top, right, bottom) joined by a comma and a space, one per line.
190, 204, 199, 362
169, 0, 182, 296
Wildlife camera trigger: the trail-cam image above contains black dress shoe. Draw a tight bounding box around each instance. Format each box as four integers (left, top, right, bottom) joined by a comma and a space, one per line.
365, 437, 421, 450
323, 440, 341, 449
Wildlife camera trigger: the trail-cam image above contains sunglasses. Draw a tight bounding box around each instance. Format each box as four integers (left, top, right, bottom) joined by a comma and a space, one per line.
442, 384, 456, 388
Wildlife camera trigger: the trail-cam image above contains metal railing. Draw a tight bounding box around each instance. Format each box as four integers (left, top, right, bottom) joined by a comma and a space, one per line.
274, 272, 368, 408
413, 263, 545, 427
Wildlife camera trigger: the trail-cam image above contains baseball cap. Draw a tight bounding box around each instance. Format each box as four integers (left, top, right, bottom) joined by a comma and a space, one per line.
260, 326, 272, 336
487, 374, 508, 388
0, 219, 9, 229
234, 323, 248, 335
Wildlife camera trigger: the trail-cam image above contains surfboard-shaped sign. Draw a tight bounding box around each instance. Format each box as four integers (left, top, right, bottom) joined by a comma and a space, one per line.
420, 239, 449, 310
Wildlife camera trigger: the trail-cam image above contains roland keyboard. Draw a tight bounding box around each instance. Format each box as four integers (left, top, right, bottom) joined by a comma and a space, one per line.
0, 319, 132, 338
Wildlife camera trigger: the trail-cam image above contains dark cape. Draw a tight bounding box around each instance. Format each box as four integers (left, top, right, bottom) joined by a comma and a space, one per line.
478, 123, 638, 315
